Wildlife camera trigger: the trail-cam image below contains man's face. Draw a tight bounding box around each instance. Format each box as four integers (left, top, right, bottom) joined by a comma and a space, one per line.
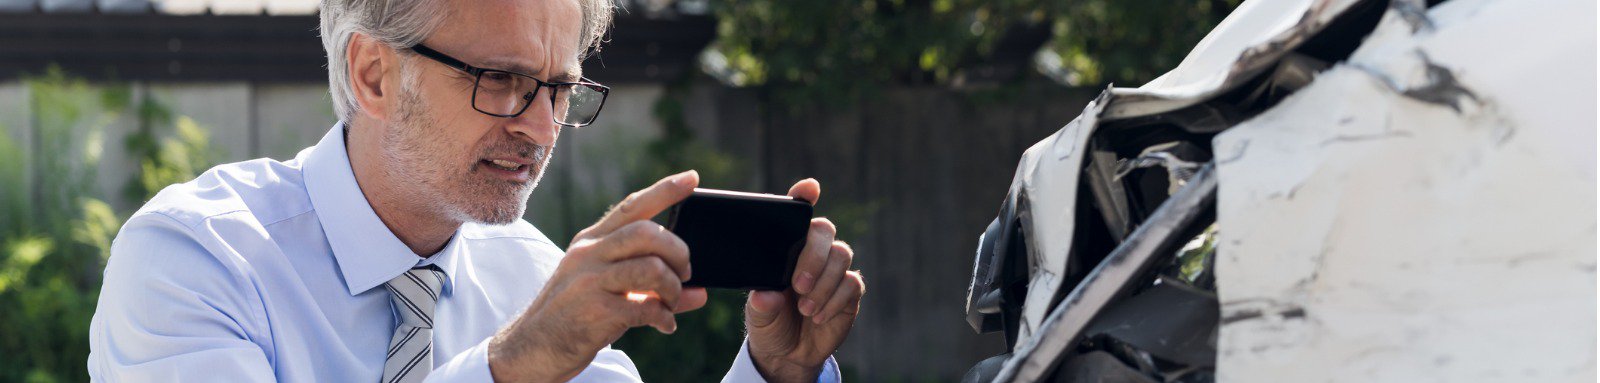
380, 0, 585, 225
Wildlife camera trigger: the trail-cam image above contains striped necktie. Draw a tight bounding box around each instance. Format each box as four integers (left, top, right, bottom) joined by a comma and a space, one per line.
381, 265, 446, 383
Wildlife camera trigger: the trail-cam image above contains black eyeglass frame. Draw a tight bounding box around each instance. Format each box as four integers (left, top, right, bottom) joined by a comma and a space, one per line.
408, 43, 610, 127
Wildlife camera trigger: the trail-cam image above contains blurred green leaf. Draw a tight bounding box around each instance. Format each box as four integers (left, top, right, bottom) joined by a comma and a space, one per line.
0, 237, 52, 294
1, 68, 215, 382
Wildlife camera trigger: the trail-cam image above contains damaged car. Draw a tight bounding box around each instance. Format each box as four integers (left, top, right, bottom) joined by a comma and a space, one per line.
963, 0, 1596, 381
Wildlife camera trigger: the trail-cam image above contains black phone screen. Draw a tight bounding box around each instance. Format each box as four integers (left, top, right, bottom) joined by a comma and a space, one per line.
666, 188, 813, 290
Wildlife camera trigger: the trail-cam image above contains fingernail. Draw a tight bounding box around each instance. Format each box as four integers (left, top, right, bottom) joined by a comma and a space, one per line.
798, 298, 817, 316
813, 314, 827, 324
673, 170, 698, 187
795, 271, 815, 294
749, 291, 774, 313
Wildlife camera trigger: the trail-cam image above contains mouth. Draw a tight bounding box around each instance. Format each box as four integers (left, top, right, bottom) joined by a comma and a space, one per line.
478, 158, 532, 181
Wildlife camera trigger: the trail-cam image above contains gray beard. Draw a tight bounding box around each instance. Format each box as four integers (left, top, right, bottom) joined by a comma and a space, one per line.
379, 75, 552, 226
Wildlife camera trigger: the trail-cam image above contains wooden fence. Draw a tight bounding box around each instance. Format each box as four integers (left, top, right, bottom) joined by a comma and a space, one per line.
757, 86, 1095, 380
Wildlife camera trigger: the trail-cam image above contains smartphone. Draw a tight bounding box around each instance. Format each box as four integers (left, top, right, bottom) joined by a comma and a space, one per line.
666, 188, 813, 290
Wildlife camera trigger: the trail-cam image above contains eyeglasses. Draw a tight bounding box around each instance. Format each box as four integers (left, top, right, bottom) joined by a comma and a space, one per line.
408, 44, 610, 127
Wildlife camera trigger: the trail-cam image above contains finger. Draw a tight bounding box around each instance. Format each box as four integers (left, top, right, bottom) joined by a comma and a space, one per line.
592, 220, 691, 280
653, 307, 678, 334
817, 270, 865, 325
585, 170, 699, 238
800, 241, 853, 318
745, 290, 790, 330
786, 178, 821, 205
616, 293, 679, 334
673, 287, 708, 313
791, 218, 836, 295
600, 257, 685, 311
625, 290, 657, 304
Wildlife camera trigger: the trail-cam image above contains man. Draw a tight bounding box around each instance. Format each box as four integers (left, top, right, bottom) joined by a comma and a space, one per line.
85, 0, 866, 381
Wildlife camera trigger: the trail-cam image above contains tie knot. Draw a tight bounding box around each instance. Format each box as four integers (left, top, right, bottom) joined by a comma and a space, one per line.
383, 265, 445, 329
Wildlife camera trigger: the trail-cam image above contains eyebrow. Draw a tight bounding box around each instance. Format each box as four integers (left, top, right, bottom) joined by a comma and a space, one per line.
478, 58, 539, 77
479, 57, 580, 83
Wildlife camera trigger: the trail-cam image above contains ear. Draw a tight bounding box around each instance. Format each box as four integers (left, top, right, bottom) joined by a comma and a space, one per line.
346, 33, 400, 123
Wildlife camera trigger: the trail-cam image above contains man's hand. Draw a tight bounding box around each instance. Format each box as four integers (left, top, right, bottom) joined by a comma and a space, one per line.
746, 179, 867, 383
487, 170, 710, 382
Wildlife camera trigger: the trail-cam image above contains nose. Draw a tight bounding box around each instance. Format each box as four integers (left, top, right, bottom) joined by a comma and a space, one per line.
503, 89, 559, 147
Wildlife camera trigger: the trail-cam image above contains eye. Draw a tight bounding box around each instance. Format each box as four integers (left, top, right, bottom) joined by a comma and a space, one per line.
483, 72, 513, 83
477, 71, 518, 92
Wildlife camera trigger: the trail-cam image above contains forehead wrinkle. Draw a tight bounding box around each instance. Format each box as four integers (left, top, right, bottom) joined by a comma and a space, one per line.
477, 57, 540, 76
537, 0, 583, 80
437, 0, 583, 81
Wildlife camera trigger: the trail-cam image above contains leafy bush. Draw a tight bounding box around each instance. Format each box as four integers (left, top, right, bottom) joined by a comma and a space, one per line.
0, 69, 215, 383
0, 70, 121, 383
707, 0, 1240, 104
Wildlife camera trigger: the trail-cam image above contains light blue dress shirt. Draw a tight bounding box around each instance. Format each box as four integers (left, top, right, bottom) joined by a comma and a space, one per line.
87, 123, 838, 382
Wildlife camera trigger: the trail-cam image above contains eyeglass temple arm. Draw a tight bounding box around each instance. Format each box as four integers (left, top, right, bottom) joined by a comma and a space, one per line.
409, 44, 475, 73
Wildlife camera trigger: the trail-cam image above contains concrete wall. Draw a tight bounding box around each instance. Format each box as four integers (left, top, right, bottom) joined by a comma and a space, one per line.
0, 81, 340, 212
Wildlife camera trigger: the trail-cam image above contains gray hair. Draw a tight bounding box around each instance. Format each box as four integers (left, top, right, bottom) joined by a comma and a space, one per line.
319, 0, 615, 122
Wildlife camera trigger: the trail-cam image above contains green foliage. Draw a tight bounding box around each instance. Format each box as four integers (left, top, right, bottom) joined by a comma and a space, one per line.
0, 69, 217, 382
708, 0, 1239, 106
0, 68, 123, 383
1044, 0, 1241, 86
710, 0, 1048, 107
133, 116, 216, 202
0, 129, 29, 239
124, 89, 218, 203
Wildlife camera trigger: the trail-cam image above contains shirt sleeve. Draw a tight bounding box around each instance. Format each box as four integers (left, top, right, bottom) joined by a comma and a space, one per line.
722, 339, 842, 383
425, 338, 495, 382
425, 339, 643, 382
88, 213, 276, 382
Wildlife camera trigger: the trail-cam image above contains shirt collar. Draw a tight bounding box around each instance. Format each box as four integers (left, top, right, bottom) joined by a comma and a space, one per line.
303, 122, 460, 296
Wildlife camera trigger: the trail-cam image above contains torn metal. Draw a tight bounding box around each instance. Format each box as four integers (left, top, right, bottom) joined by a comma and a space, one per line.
993, 164, 1217, 383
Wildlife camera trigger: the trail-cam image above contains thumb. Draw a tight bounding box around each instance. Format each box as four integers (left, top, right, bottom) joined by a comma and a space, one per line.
745, 290, 789, 329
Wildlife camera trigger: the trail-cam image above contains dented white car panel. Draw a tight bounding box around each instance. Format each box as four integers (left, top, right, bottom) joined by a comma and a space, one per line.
964, 0, 1596, 380
993, 95, 1106, 347
1106, 0, 1363, 119
1213, 0, 1596, 380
